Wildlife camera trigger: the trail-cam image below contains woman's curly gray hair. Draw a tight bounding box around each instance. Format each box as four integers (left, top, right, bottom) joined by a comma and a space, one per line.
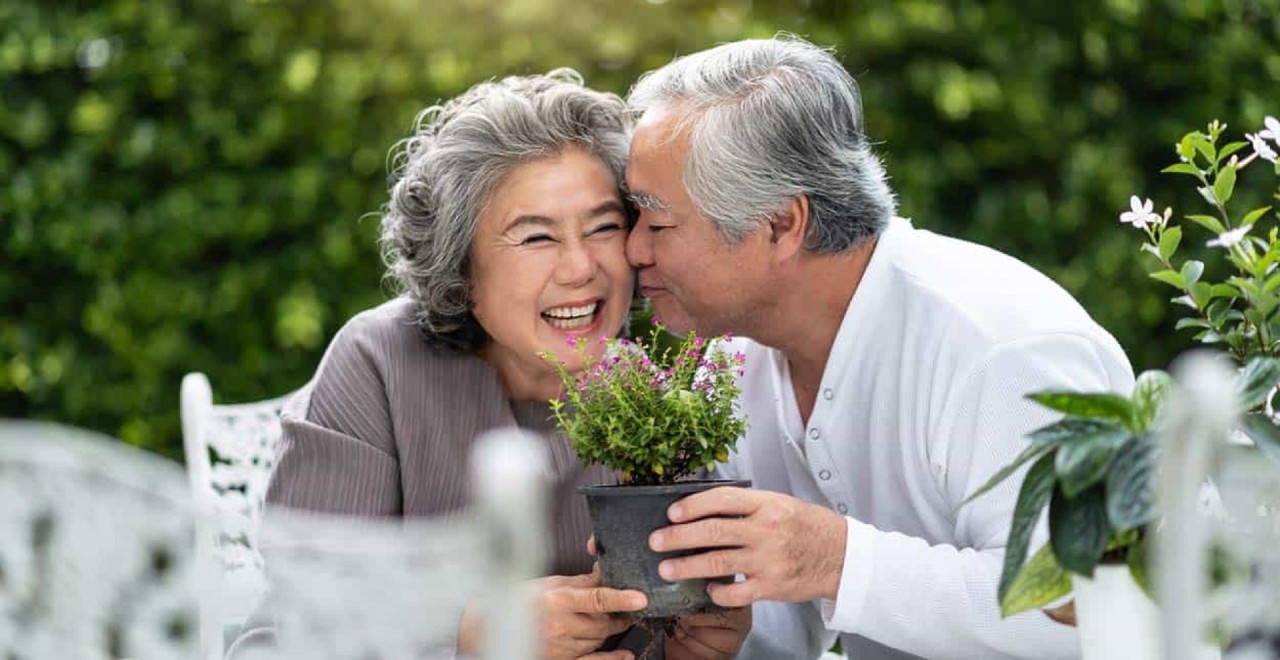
380, 68, 631, 352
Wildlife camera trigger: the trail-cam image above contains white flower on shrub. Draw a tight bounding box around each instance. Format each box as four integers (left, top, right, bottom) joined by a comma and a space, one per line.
1246, 132, 1277, 164
1119, 195, 1162, 229
1206, 225, 1251, 249
1259, 115, 1280, 143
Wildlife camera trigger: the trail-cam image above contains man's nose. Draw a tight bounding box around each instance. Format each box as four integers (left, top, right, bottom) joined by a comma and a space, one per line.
626, 225, 653, 269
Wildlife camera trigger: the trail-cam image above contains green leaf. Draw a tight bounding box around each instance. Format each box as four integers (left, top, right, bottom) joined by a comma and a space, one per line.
1131, 370, 1172, 431
1160, 163, 1201, 176
1242, 206, 1273, 227
1049, 484, 1111, 576
1105, 434, 1158, 531
1240, 413, 1280, 463
1177, 134, 1198, 162
1213, 163, 1237, 205
1188, 132, 1215, 162
1027, 391, 1136, 428
1149, 270, 1186, 290
1189, 281, 1213, 309
1158, 227, 1182, 261
1126, 538, 1152, 597
962, 441, 1051, 505
999, 543, 1072, 618
1238, 357, 1280, 409
1175, 317, 1212, 331
1054, 426, 1131, 498
1217, 141, 1247, 164
998, 453, 1057, 602
1179, 259, 1203, 287
1027, 418, 1120, 447
1186, 214, 1227, 235
1209, 283, 1240, 300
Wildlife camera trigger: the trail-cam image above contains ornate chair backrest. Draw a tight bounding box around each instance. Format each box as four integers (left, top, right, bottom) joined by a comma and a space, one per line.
180, 372, 295, 658
0, 420, 201, 660
239, 428, 548, 660
1157, 353, 1280, 660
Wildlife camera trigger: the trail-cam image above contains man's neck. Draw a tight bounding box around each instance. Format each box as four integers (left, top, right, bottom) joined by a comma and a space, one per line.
756, 236, 879, 424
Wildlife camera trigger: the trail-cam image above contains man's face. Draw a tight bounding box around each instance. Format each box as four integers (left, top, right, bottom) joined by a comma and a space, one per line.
625, 105, 770, 337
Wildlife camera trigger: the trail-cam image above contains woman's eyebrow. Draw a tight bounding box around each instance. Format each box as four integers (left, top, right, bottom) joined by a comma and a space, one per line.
586, 200, 627, 219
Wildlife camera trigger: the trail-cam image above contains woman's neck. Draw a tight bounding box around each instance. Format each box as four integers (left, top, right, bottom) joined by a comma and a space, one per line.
478, 346, 564, 402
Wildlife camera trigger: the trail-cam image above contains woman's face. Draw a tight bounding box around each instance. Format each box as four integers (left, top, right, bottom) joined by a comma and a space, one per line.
470, 146, 634, 381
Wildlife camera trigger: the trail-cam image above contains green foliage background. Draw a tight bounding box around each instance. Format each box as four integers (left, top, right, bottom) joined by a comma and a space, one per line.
4, 0, 1280, 459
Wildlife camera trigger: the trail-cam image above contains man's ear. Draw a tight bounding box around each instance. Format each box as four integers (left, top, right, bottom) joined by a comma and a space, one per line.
767, 194, 811, 259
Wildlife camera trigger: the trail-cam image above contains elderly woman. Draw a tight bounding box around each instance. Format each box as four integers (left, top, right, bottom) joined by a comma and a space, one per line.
254, 70, 646, 659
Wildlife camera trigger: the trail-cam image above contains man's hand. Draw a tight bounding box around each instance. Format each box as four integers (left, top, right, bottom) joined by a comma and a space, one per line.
649, 487, 848, 607
664, 607, 751, 659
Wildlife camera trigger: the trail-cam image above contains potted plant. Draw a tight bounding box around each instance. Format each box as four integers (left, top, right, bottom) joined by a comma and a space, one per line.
966, 117, 1280, 659
545, 323, 749, 619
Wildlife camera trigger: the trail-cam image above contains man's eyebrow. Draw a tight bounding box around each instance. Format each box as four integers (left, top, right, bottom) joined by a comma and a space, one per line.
625, 190, 669, 211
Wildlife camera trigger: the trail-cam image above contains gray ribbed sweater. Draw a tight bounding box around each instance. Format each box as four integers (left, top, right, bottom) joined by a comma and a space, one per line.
266, 296, 616, 577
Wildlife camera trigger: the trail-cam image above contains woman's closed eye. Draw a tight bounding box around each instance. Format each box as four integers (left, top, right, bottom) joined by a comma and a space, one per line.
519, 233, 555, 245
588, 222, 623, 237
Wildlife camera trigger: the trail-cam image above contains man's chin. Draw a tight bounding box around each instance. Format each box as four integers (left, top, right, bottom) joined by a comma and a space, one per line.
648, 300, 695, 335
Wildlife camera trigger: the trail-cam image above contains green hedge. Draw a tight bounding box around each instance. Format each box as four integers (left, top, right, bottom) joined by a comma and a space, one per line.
3, 0, 1278, 458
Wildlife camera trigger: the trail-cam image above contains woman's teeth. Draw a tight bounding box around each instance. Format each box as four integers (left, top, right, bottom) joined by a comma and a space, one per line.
543, 302, 599, 330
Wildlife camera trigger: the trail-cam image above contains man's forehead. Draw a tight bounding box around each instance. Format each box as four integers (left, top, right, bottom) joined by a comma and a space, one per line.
632, 104, 690, 154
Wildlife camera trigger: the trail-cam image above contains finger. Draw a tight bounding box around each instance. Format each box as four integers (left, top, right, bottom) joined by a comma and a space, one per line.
567, 586, 648, 614
658, 548, 750, 582
544, 612, 629, 649
670, 626, 732, 654
569, 612, 634, 642
555, 569, 603, 590
668, 486, 759, 523
650, 517, 750, 553
587, 534, 597, 557
706, 579, 758, 608
579, 652, 633, 660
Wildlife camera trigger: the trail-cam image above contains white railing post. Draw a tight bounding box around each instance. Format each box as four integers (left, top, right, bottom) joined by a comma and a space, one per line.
471, 428, 549, 660
1156, 351, 1237, 660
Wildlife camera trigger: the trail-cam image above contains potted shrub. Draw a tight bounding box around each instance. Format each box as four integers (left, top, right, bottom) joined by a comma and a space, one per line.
545, 324, 749, 619
966, 117, 1280, 659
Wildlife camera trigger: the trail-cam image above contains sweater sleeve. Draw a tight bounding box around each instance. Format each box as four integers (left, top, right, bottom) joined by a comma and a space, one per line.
820, 332, 1134, 659
265, 312, 403, 515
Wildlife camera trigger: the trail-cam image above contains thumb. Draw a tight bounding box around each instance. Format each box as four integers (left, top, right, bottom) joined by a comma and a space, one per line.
560, 566, 603, 589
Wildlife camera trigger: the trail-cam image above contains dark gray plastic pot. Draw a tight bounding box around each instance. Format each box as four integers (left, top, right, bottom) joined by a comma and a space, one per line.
580, 479, 751, 618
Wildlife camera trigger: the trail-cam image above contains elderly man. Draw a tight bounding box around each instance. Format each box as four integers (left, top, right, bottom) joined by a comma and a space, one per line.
624, 36, 1134, 659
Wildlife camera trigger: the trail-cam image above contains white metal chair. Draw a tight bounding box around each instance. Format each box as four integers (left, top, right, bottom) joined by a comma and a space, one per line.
180, 372, 296, 659
0, 420, 202, 659
234, 428, 547, 660
1157, 353, 1280, 660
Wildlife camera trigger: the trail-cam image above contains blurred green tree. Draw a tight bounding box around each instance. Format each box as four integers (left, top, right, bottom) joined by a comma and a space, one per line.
2, 0, 1278, 458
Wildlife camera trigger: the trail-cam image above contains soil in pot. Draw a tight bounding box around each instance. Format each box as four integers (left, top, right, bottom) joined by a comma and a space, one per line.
580, 479, 752, 619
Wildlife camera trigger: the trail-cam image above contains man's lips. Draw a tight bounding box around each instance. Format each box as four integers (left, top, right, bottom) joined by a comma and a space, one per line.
638, 282, 666, 296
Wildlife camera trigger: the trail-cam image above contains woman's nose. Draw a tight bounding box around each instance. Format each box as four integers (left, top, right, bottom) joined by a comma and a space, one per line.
554, 240, 598, 287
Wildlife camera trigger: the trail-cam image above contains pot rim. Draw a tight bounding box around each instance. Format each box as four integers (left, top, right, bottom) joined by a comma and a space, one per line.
578, 479, 751, 497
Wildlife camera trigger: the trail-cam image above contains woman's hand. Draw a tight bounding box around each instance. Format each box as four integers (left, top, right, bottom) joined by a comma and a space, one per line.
664, 606, 752, 660
538, 565, 648, 659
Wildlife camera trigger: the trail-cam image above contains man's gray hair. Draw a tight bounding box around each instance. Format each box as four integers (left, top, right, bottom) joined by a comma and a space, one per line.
628, 35, 896, 251
380, 68, 630, 352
